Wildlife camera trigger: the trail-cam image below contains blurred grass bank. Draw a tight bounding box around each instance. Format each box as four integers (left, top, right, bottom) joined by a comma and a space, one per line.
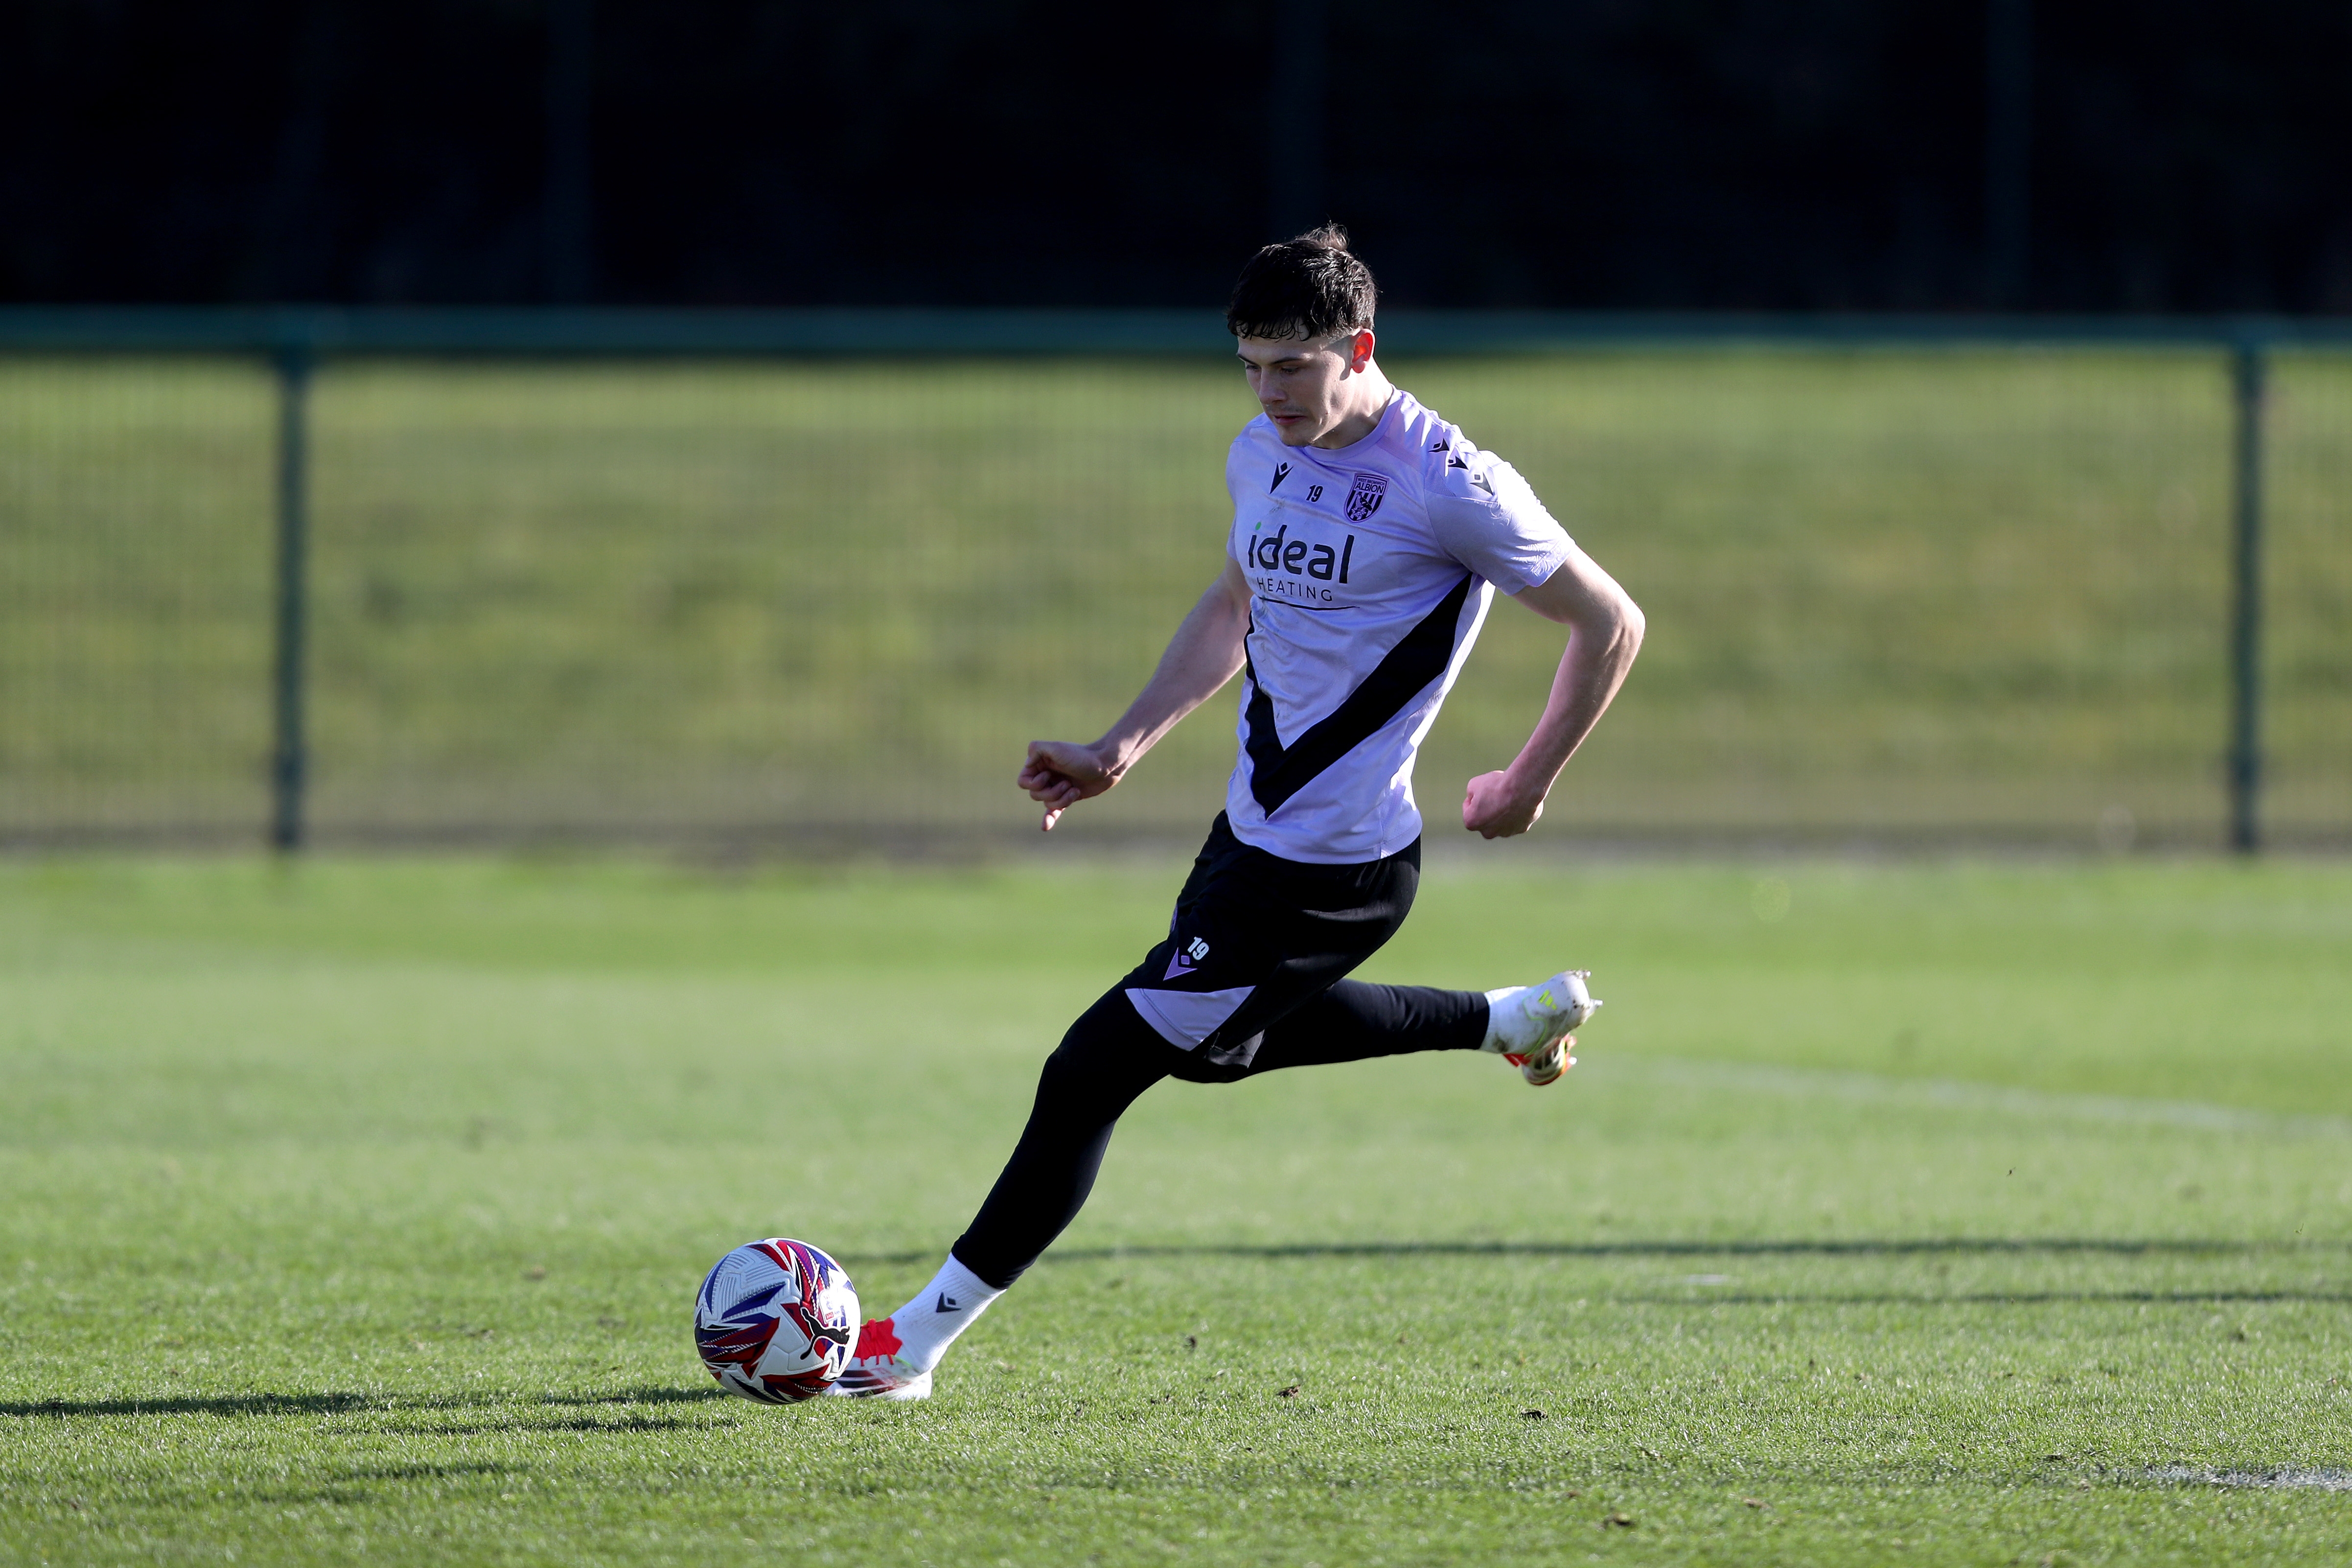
3, 347, 2346, 849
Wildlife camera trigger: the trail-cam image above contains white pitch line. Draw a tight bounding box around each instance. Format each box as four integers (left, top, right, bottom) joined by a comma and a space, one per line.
1590, 1056, 2352, 1140
2146, 1465, 2352, 1493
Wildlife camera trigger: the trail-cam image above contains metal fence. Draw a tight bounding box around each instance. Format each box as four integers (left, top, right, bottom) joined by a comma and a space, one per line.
1, 308, 2346, 853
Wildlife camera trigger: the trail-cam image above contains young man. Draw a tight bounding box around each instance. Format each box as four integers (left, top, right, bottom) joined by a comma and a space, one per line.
831, 227, 1644, 1400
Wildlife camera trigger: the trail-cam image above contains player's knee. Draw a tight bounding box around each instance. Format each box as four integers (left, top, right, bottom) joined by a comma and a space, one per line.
1036, 992, 1182, 1106
1162, 1036, 1261, 1085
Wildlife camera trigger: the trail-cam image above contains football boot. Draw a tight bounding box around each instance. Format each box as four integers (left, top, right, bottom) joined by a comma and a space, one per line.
826, 1318, 934, 1401
1484, 969, 1602, 1087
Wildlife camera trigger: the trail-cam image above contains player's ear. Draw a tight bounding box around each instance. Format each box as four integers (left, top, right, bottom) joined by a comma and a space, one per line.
1345, 328, 1376, 374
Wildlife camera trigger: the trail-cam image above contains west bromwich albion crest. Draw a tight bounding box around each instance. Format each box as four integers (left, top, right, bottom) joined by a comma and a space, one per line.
1344, 471, 1387, 521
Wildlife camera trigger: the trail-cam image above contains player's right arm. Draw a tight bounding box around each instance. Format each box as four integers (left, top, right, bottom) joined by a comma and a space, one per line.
1459, 540, 1644, 839
1019, 557, 1252, 831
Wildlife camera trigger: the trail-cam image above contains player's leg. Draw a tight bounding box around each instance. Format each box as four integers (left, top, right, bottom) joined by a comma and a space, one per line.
833, 815, 1414, 1398
949, 991, 1182, 1288
1152, 826, 1600, 1085
830, 993, 1177, 1400
1204, 969, 1601, 1085
1232, 978, 1488, 1072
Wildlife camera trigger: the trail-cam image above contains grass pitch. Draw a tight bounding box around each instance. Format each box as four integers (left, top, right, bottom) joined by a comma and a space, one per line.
3, 852, 2351, 1565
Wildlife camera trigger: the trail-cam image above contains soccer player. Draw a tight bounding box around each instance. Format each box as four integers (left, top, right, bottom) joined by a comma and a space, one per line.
832, 227, 1644, 1399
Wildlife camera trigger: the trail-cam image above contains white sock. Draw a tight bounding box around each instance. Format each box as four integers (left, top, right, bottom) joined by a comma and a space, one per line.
1478, 986, 1524, 1052
878, 1254, 1005, 1373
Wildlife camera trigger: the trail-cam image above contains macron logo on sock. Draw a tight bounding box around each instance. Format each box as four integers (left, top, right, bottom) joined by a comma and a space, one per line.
935, 1293, 961, 1313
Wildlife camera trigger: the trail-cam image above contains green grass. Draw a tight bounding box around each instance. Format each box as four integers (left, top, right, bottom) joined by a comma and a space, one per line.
4, 852, 2351, 1565
4, 348, 2348, 845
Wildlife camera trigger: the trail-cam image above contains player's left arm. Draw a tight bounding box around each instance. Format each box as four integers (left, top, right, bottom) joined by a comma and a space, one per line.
1462, 540, 1645, 839
1019, 557, 1253, 831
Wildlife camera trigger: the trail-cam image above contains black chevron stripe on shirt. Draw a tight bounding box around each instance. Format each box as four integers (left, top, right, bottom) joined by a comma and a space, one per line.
1243, 574, 1476, 815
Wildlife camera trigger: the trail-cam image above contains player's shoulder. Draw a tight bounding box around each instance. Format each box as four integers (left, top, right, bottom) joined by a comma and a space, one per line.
1375, 390, 1449, 459
1378, 390, 1489, 501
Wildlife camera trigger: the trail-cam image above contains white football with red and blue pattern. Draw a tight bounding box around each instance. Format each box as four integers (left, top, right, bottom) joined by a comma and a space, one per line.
693, 1238, 859, 1404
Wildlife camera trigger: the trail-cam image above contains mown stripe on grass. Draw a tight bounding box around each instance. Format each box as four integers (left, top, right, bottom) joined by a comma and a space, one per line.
1610, 1056, 2352, 1139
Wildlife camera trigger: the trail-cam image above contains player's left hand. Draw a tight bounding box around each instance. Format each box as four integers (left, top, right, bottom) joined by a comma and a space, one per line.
1462, 770, 1545, 839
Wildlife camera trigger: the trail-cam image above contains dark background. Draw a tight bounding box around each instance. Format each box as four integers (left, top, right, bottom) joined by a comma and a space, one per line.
7, 0, 2349, 313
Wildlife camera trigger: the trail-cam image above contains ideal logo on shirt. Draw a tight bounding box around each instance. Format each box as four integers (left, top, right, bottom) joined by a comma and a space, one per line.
1248, 520, 1355, 585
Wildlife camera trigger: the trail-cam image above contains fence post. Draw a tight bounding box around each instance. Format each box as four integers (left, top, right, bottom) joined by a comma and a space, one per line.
1983, 0, 2033, 306
2226, 339, 2265, 854
269, 344, 312, 851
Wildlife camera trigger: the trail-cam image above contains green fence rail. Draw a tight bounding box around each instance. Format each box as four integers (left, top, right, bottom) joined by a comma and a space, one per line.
2, 309, 2347, 854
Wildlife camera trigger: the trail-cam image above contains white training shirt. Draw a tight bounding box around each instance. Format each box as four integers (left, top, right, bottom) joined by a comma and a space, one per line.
1222, 388, 1574, 863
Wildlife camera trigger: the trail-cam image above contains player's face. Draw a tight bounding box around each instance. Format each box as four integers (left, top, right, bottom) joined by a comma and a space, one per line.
1237, 331, 1377, 447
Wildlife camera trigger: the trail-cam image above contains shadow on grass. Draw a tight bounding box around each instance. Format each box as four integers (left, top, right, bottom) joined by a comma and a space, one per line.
848, 1237, 2347, 1267
1619, 1289, 2352, 1306
1, 1384, 731, 1422
428, 1414, 716, 1435
0, 1392, 382, 1419
541, 1385, 729, 1406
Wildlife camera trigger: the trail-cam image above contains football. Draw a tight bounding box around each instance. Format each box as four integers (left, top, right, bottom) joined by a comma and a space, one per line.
693, 1238, 860, 1404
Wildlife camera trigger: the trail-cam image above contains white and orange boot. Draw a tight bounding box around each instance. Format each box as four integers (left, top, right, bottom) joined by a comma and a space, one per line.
1481, 970, 1602, 1086
829, 1317, 933, 1400
827, 1253, 1006, 1400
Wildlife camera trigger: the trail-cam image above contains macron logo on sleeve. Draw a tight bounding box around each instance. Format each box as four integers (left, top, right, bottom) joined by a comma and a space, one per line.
1447, 450, 1496, 495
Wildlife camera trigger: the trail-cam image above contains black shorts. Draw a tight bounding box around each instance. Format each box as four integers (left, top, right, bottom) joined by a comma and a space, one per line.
1114, 811, 1424, 1078
947, 812, 1485, 1286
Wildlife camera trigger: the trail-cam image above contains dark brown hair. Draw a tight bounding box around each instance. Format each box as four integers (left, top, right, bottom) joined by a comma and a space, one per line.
1225, 224, 1378, 342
